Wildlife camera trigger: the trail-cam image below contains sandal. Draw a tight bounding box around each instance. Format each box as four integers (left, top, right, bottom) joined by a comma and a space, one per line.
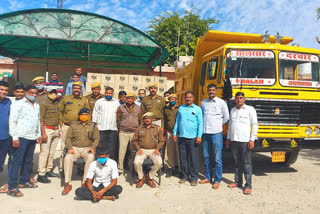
29, 178, 38, 184
7, 189, 24, 197
19, 182, 38, 188
0, 184, 8, 193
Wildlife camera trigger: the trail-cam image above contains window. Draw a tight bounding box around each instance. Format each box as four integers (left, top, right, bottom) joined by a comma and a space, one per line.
207, 58, 218, 80
200, 61, 207, 86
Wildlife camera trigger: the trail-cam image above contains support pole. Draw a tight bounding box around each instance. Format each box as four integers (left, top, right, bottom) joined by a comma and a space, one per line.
159, 48, 162, 77
87, 43, 90, 73
46, 40, 49, 82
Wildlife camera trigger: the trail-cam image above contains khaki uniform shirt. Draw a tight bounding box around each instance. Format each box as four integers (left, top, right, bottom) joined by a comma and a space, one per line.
163, 104, 180, 131
85, 93, 104, 111
59, 95, 89, 126
131, 124, 165, 151
140, 95, 165, 127
65, 121, 99, 150
40, 99, 59, 126
36, 92, 47, 106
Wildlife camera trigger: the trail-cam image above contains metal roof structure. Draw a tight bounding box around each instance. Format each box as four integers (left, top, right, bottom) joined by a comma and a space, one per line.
0, 8, 168, 69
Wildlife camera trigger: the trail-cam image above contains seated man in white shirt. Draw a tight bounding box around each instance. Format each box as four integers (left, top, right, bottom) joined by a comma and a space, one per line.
75, 148, 122, 201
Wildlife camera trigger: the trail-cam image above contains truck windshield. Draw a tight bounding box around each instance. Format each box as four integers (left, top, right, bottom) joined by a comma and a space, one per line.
226, 50, 275, 86
279, 52, 320, 88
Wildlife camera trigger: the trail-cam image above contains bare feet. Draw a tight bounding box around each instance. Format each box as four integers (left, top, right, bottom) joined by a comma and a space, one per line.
102, 196, 115, 201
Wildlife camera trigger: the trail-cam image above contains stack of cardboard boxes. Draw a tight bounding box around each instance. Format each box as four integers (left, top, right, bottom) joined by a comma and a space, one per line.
86, 73, 170, 96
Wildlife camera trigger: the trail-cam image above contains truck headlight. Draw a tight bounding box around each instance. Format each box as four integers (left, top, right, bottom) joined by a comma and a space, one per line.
314, 127, 320, 135
305, 127, 312, 136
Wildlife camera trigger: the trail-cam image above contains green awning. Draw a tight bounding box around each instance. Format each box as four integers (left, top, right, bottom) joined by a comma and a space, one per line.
0, 8, 168, 68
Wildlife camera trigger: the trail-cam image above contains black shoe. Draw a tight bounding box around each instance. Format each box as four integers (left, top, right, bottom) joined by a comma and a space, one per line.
165, 169, 173, 178
37, 175, 51, 183
46, 171, 59, 177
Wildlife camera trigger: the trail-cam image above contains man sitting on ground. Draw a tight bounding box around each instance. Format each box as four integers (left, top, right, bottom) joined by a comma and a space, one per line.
75, 148, 122, 201
132, 112, 165, 188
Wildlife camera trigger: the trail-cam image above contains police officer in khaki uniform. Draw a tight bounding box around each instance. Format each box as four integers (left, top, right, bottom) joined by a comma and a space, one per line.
163, 94, 180, 177
58, 82, 89, 172
61, 108, 99, 195
85, 82, 104, 112
37, 87, 60, 183
132, 112, 165, 188
140, 83, 165, 128
32, 76, 47, 105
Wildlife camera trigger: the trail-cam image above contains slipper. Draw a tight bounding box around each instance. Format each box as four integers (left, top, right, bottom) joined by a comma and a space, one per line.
7, 189, 24, 197
243, 188, 252, 195
0, 184, 8, 193
19, 182, 38, 188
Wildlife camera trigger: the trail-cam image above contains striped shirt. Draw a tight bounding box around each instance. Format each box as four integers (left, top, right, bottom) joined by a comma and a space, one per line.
9, 98, 41, 141
92, 98, 120, 131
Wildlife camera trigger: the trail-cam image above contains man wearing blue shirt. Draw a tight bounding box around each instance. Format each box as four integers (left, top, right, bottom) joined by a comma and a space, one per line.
0, 81, 11, 174
173, 91, 203, 186
65, 73, 85, 95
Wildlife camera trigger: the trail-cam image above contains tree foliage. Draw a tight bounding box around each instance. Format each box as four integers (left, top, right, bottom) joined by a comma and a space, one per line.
147, 9, 219, 65
317, 8, 320, 19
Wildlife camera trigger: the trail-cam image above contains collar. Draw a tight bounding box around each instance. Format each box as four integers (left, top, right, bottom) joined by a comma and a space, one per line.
76, 120, 90, 125
125, 103, 135, 108
237, 104, 247, 109
0, 97, 10, 104
91, 94, 104, 99
147, 95, 160, 100
50, 80, 59, 83
207, 97, 217, 102
184, 103, 195, 108
72, 95, 83, 99
143, 124, 156, 129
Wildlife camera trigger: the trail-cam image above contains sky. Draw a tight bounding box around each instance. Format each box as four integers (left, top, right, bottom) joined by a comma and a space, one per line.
0, 0, 319, 49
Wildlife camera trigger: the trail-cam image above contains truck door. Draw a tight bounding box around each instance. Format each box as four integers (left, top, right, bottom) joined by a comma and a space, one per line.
199, 56, 219, 102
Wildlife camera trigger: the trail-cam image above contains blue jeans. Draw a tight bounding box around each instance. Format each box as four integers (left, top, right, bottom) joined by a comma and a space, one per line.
0, 138, 10, 173
202, 132, 223, 183
8, 138, 36, 190
178, 137, 199, 182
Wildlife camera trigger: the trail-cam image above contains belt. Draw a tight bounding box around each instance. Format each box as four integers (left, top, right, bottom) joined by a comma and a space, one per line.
167, 129, 173, 134
63, 123, 70, 126
45, 126, 59, 130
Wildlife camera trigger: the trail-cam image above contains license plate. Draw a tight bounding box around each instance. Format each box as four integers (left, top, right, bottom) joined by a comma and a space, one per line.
272, 151, 286, 162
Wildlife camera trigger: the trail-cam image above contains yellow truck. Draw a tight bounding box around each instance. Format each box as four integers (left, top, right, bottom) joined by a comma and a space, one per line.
175, 30, 320, 165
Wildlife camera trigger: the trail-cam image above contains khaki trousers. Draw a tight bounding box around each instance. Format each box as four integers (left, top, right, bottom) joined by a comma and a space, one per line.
59, 124, 69, 171
134, 149, 162, 180
165, 132, 180, 170
118, 132, 134, 173
38, 128, 60, 176
64, 147, 95, 184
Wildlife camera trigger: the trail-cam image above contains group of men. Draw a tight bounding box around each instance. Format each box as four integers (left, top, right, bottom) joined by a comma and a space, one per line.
0, 69, 258, 202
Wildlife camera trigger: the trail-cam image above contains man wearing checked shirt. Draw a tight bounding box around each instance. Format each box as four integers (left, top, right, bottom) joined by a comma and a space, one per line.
173, 91, 203, 186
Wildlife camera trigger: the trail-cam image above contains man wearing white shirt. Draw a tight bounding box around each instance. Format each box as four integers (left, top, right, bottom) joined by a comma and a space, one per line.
199, 84, 229, 189
8, 86, 42, 197
92, 86, 120, 160
75, 149, 122, 201
225, 92, 258, 195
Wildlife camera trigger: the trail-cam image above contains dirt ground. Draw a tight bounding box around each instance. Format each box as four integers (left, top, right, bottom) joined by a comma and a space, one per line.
1, 146, 320, 214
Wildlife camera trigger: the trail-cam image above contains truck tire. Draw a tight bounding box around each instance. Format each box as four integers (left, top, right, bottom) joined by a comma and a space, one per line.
284, 149, 300, 165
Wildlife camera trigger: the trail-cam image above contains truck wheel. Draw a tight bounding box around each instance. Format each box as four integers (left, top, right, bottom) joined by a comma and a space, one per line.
284, 149, 300, 165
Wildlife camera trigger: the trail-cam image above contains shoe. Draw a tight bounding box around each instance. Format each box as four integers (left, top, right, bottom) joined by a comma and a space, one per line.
178, 179, 186, 184
136, 176, 145, 188
165, 169, 173, 178
61, 184, 72, 195
227, 183, 240, 188
190, 181, 197, 186
212, 182, 220, 189
148, 178, 156, 188
243, 188, 252, 195
37, 175, 51, 183
46, 171, 59, 177
81, 183, 86, 188
199, 179, 211, 184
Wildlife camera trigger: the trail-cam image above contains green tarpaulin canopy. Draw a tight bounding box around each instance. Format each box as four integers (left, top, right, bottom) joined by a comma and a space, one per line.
0, 8, 168, 68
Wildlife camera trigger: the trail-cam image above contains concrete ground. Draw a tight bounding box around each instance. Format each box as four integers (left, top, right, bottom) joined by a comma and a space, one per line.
1, 146, 320, 214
